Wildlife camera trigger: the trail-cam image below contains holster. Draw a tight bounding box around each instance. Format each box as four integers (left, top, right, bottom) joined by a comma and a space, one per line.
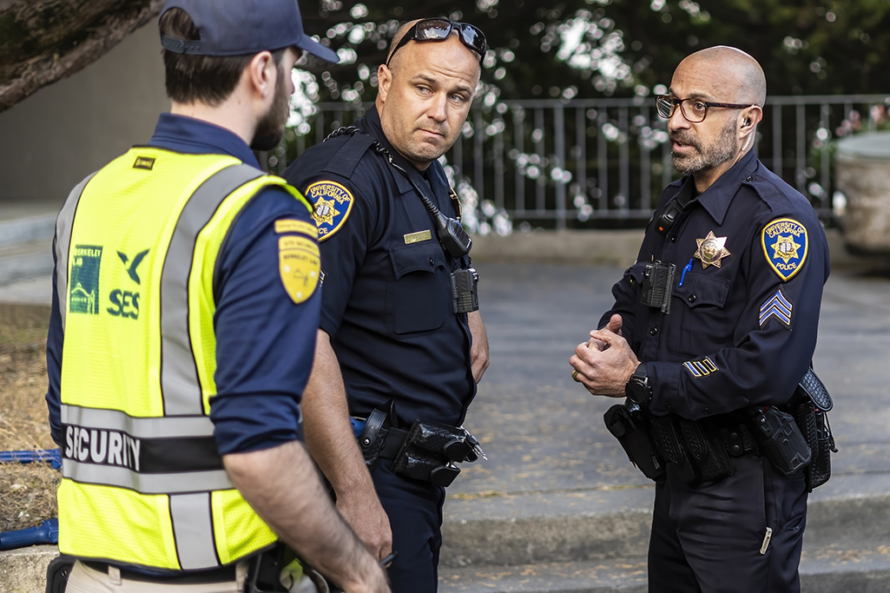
245, 546, 339, 593
245, 546, 289, 593
45, 554, 76, 593
604, 403, 665, 482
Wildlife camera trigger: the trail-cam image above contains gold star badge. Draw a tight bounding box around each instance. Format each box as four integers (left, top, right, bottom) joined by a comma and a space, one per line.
772, 234, 800, 263
694, 231, 731, 269
312, 197, 339, 226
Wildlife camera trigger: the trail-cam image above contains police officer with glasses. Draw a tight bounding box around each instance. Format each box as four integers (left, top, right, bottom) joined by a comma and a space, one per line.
570, 46, 830, 592
45, 1, 389, 591
285, 17, 490, 593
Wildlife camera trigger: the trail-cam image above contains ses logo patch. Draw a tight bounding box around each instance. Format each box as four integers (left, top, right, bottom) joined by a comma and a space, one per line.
69, 245, 103, 315
107, 249, 149, 320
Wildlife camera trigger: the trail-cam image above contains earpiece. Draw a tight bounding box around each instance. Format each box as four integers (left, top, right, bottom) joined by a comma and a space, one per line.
743, 118, 751, 127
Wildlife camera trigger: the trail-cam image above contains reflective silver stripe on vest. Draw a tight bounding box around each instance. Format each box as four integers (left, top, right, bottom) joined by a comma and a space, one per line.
56, 172, 98, 331
160, 164, 264, 416
61, 404, 215, 438
62, 459, 233, 494
170, 493, 220, 570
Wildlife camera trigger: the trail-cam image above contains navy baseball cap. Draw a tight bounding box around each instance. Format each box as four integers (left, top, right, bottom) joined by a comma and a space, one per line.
160, 0, 339, 63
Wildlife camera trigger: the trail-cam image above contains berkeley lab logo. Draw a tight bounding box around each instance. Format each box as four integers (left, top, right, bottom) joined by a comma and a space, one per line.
69, 245, 103, 315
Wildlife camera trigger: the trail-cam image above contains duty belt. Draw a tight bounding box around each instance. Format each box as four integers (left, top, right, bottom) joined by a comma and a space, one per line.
350, 409, 485, 487
647, 413, 760, 484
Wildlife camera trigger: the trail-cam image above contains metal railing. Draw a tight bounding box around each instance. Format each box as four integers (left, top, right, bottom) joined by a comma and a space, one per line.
265, 94, 890, 231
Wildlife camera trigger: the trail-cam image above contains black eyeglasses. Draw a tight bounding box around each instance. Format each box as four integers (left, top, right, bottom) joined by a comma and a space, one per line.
386, 18, 487, 67
656, 94, 754, 123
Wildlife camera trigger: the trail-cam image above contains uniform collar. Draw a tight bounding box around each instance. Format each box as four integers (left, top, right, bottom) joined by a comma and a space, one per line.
362, 106, 440, 197
685, 149, 758, 226
147, 113, 261, 169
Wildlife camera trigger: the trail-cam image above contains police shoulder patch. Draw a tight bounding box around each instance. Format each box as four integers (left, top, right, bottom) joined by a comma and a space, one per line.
305, 181, 354, 242
761, 218, 808, 281
278, 235, 320, 304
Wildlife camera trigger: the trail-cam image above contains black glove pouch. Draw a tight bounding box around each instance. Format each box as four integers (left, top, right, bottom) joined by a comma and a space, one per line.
793, 403, 834, 491
391, 420, 475, 487
793, 367, 836, 491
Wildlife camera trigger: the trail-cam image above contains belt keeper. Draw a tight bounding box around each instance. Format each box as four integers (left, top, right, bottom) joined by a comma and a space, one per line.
727, 429, 744, 457
723, 424, 756, 457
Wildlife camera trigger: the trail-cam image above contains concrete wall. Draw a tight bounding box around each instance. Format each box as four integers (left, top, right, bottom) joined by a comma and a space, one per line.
0, 23, 169, 210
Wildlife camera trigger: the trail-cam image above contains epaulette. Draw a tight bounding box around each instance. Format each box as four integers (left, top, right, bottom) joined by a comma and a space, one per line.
321, 126, 376, 180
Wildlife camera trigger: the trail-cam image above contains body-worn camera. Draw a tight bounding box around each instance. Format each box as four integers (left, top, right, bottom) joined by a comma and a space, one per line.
451, 267, 479, 313
640, 261, 676, 314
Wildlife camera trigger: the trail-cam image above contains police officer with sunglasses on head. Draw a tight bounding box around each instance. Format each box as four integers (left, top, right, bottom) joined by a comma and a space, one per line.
284, 18, 490, 593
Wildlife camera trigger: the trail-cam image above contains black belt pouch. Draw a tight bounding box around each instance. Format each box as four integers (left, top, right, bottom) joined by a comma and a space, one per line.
604, 404, 666, 482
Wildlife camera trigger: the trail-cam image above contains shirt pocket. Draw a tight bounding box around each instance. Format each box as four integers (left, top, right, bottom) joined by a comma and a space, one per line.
387, 241, 450, 335
669, 272, 731, 357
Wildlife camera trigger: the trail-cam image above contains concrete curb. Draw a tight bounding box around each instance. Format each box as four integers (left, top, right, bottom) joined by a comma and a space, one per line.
0, 244, 53, 287
439, 473, 890, 568
0, 545, 56, 593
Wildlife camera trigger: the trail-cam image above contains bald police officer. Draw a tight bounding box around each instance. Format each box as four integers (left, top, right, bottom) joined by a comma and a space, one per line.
571, 47, 829, 592
285, 18, 490, 593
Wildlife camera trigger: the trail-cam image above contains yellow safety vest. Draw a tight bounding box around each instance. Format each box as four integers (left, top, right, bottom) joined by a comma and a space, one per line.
53, 147, 313, 571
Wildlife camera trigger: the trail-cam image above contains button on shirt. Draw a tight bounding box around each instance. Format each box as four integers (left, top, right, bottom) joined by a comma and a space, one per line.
46, 113, 319, 455
284, 106, 475, 427
600, 150, 830, 420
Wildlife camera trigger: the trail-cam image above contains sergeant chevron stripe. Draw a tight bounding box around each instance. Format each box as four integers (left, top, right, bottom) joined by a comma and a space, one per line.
759, 288, 793, 329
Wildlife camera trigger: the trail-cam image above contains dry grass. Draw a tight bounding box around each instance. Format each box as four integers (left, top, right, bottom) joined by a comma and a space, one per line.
0, 303, 59, 531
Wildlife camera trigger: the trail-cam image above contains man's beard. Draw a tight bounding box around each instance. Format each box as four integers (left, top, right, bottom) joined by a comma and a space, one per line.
250, 64, 290, 152
671, 118, 737, 175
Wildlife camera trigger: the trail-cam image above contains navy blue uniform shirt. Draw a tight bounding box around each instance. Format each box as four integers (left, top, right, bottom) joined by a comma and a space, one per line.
283, 106, 475, 427
46, 113, 320, 455
600, 150, 830, 420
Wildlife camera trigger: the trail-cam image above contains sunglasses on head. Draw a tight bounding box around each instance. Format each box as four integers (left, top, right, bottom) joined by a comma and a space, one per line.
386, 18, 487, 67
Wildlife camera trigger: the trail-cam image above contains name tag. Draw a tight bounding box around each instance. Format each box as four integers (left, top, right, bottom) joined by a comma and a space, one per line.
404, 230, 431, 244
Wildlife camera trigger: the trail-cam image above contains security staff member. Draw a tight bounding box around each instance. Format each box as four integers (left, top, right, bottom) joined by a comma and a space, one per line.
570, 47, 829, 592
284, 19, 490, 593
44, 1, 388, 591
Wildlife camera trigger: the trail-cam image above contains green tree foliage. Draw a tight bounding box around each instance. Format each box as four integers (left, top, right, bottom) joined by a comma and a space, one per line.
298, 0, 890, 105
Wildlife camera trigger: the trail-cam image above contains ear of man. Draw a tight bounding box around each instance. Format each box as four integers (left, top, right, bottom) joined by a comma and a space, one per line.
244, 51, 277, 100
376, 63, 396, 109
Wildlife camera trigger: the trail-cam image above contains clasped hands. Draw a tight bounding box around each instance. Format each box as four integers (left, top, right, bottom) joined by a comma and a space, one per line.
569, 314, 640, 398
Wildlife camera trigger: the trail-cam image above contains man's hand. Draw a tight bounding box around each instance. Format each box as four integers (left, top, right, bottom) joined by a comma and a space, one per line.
336, 490, 393, 561
570, 322, 639, 397
303, 330, 393, 561
468, 311, 490, 383
224, 442, 390, 593
587, 314, 623, 351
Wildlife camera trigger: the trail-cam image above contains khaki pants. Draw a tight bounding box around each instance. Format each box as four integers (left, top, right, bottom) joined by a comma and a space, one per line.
65, 561, 249, 593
